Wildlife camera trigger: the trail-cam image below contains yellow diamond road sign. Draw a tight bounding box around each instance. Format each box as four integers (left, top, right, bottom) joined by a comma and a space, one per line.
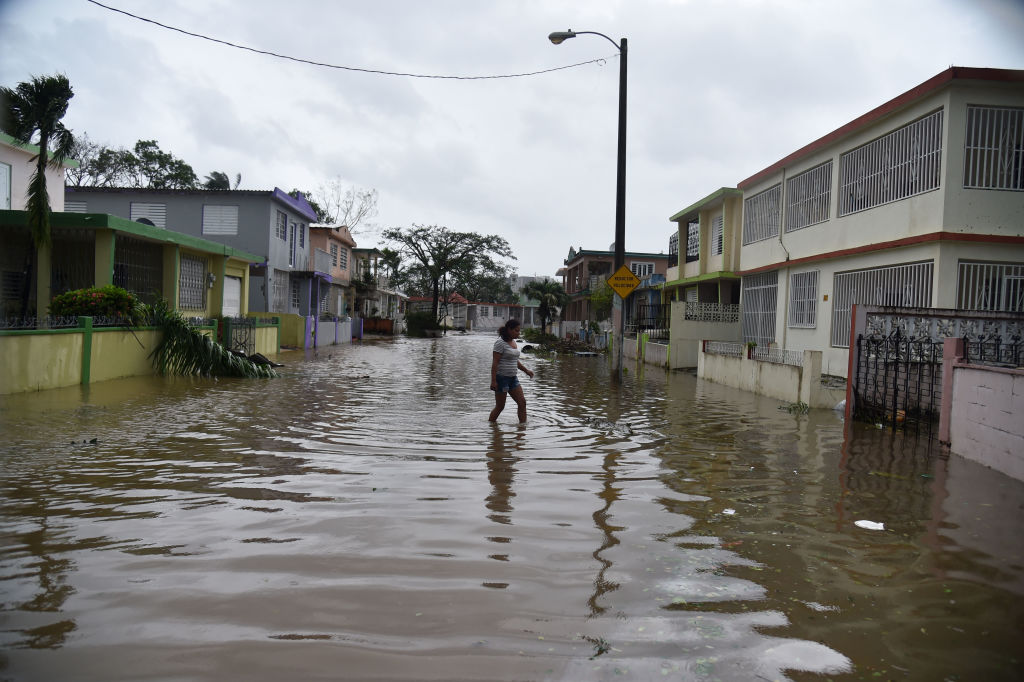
607, 265, 641, 298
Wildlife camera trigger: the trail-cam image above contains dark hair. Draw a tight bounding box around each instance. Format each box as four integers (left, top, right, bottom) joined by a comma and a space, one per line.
498, 319, 521, 341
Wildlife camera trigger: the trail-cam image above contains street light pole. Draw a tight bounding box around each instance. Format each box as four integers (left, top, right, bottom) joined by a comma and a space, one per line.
549, 29, 628, 381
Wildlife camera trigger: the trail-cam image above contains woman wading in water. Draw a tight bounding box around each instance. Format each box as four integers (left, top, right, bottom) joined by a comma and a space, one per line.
489, 319, 534, 423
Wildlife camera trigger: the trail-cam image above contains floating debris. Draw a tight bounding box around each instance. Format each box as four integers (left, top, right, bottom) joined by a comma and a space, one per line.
854, 520, 885, 531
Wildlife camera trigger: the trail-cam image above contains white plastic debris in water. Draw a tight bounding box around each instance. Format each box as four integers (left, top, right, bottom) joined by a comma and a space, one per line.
854, 520, 885, 531
834, 399, 846, 412
723, 508, 736, 515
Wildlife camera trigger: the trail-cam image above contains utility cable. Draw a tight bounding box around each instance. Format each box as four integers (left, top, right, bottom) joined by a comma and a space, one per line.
85, 0, 614, 79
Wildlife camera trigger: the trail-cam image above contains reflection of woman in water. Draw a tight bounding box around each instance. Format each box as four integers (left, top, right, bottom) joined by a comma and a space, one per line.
489, 319, 534, 423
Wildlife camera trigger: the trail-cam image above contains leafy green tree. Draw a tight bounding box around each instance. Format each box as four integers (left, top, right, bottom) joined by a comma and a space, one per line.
126, 139, 198, 189
589, 280, 614, 322
382, 224, 515, 323
524, 279, 570, 333
203, 171, 240, 190
0, 73, 75, 248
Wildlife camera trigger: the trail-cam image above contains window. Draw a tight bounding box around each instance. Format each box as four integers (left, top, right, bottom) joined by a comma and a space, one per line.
493, 306, 501, 317
202, 205, 238, 235
685, 220, 699, 263
741, 271, 778, 347
711, 215, 724, 256
742, 184, 781, 245
272, 270, 288, 312
786, 161, 832, 231
288, 222, 297, 267
831, 261, 933, 347
179, 254, 207, 310
275, 210, 287, 240
0, 162, 10, 209
956, 261, 1024, 312
130, 202, 167, 227
330, 243, 339, 266
964, 105, 1024, 191
290, 279, 300, 309
839, 110, 943, 216
64, 200, 87, 213
338, 246, 348, 270
631, 262, 654, 278
788, 270, 819, 328
299, 224, 305, 248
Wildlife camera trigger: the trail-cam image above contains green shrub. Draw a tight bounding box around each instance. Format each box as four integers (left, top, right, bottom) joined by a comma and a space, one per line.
522, 327, 560, 345
405, 310, 440, 337
49, 285, 142, 323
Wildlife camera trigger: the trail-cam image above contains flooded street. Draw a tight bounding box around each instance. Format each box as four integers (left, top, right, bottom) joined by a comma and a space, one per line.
1, 333, 1022, 681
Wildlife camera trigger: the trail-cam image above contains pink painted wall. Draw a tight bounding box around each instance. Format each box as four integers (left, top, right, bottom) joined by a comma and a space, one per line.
946, 362, 1024, 481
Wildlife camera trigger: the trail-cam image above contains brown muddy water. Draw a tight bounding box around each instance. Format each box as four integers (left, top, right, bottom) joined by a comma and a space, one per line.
0, 333, 1022, 682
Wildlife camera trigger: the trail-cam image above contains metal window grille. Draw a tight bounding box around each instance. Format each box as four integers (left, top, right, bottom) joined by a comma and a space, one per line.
276, 211, 287, 240
839, 109, 943, 216
741, 270, 778, 347
64, 200, 87, 213
330, 243, 339, 266
631, 262, 654, 278
831, 261, 934, 347
289, 222, 297, 267
685, 221, 700, 262
788, 270, 818, 328
742, 184, 781, 245
963, 105, 1024, 190
50, 227, 95, 297
956, 261, 1024, 312
299, 224, 305, 248
668, 232, 679, 256
290, 279, 300, 309
785, 161, 832, 231
179, 254, 208, 311
712, 215, 723, 256
129, 202, 167, 228
338, 247, 348, 269
113, 235, 163, 303
272, 270, 288, 312
480, 305, 489, 317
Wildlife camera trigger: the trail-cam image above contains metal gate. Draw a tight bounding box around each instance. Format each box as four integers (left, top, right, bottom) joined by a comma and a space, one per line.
852, 329, 943, 434
224, 317, 256, 356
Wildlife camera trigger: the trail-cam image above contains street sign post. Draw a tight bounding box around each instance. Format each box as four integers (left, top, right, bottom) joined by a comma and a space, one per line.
607, 264, 641, 298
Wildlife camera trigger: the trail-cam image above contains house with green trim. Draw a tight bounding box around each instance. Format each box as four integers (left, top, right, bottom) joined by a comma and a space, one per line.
660, 188, 744, 368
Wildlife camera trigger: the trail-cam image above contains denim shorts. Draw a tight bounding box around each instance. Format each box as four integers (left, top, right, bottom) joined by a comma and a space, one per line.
495, 374, 520, 394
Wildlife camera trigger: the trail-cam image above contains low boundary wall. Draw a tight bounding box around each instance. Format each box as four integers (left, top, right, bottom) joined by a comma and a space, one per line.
939, 337, 1024, 481
698, 342, 842, 408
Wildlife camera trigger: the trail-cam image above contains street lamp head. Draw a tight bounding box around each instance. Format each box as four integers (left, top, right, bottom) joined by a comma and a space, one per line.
548, 30, 576, 45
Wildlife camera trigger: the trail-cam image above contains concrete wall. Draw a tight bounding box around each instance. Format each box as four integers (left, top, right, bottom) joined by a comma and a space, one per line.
1, 318, 280, 395
948, 365, 1024, 481
697, 347, 842, 408
668, 302, 742, 369
1, 135, 67, 211
939, 337, 1024, 481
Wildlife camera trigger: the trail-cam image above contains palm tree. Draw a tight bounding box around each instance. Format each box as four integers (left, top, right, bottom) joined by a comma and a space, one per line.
523, 279, 569, 334
204, 171, 241, 190
0, 73, 75, 248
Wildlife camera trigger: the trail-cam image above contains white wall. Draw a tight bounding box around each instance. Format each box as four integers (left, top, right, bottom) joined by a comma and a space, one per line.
0, 138, 67, 212
949, 365, 1024, 481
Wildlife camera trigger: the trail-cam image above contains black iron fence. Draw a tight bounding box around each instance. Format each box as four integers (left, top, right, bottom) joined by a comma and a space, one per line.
964, 335, 1022, 368
853, 329, 943, 434
628, 303, 670, 341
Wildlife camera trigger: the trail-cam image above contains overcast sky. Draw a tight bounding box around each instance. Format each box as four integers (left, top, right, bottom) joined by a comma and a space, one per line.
2, 0, 1023, 277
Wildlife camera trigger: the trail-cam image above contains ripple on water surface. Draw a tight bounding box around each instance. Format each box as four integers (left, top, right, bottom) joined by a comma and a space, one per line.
1, 335, 1022, 680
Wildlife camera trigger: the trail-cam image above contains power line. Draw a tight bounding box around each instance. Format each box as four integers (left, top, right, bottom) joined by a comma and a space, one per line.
85, 0, 614, 80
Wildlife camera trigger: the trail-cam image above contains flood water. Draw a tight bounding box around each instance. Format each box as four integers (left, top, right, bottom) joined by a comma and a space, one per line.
1, 333, 1022, 681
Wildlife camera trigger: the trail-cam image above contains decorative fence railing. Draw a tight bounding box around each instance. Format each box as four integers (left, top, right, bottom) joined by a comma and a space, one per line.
853, 329, 943, 433
683, 302, 740, 323
964, 335, 1022, 368
751, 346, 805, 367
703, 340, 744, 358
628, 303, 670, 340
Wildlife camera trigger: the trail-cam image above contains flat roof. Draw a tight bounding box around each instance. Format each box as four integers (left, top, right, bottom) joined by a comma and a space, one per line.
0, 209, 262, 263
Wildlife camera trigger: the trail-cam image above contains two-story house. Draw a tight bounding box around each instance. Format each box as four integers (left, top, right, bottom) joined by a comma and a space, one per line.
64, 186, 319, 316
559, 247, 671, 336
737, 66, 1024, 378
309, 224, 356, 317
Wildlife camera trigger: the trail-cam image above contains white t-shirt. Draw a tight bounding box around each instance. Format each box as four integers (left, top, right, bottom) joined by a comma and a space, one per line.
493, 338, 520, 377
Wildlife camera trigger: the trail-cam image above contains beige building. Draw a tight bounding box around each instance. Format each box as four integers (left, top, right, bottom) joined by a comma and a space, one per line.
737, 66, 1024, 378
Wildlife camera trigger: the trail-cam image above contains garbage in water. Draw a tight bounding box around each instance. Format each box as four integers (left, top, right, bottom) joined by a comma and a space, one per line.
854, 520, 885, 531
